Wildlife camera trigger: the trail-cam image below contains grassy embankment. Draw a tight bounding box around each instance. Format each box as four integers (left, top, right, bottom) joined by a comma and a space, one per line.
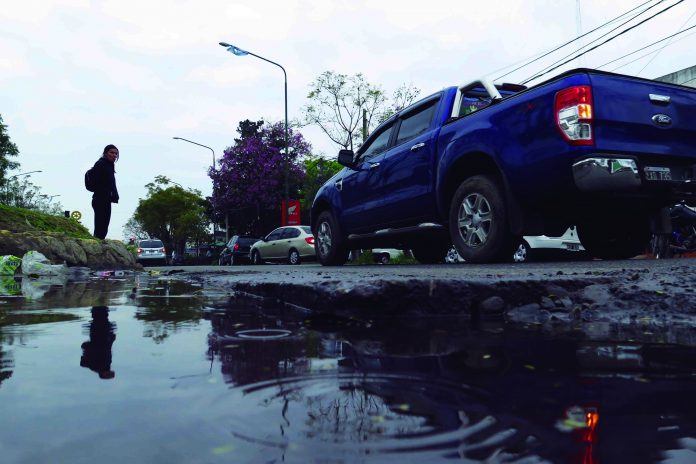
0, 204, 93, 239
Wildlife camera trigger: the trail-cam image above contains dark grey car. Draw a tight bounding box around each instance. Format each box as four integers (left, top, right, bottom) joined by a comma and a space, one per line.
219, 235, 261, 265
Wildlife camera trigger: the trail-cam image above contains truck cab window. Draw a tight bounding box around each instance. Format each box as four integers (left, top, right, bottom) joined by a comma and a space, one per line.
459, 93, 492, 117
395, 100, 438, 146
358, 124, 393, 162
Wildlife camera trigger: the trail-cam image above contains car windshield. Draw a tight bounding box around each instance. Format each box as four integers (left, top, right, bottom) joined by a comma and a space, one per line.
140, 240, 163, 248
301, 227, 312, 234
237, 237, 259, 245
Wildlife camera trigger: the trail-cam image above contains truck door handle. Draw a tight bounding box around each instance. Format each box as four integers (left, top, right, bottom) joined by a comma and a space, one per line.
368, 162, 380, 169
410, 142, 426, 152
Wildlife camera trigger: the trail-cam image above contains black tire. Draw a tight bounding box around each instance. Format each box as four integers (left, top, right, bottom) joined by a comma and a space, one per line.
288, 249, 301, 265
412, 243, 450, 264
650, 233, 672, 259
449, 175, 513, 263
578, 214, 651, 260
314, 211, 349, 266
512, 239, 533, 263
251, 250, 263, 265
377, 253, 389, 264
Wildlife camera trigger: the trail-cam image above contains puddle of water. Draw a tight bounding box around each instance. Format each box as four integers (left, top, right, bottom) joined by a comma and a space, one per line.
0, 278, 695, 463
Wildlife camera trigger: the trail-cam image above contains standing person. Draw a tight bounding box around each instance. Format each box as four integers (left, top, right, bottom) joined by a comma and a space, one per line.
90, 144, 120, 239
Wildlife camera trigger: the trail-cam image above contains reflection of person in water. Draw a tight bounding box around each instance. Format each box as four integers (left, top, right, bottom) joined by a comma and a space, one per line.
80, 306, 116, 379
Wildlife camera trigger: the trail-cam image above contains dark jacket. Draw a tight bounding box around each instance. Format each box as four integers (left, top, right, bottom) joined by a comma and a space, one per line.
91, 157, 119, 203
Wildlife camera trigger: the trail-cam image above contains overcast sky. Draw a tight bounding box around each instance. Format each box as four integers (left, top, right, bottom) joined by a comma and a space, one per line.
1, 0, 694, 240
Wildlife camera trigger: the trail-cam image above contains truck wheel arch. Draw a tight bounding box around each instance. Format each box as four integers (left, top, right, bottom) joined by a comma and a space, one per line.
441, 152, 529, 237
311, 199, 334, 232
442, 152, 506, 216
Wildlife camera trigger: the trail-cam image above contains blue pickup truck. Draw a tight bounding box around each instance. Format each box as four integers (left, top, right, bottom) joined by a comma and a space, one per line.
310, 68, 696, 265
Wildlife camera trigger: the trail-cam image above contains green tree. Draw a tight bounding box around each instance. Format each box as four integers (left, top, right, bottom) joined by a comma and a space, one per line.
2, 176, 63, 214
300, 155, 343, 218
301, 71, 420, 151
122, 217, 148, 241
132, 176, 209, 255
0, 114, 20, 189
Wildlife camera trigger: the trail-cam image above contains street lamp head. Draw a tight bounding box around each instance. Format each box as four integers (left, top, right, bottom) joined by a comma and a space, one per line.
219, 41, 248, 56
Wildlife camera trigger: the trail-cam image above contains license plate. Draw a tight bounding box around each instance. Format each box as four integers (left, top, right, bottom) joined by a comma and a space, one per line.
644, 166, 672, 181
564, 243, 581, 251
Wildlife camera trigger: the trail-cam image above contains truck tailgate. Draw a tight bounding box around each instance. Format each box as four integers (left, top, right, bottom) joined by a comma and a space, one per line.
590, 73, 696, 162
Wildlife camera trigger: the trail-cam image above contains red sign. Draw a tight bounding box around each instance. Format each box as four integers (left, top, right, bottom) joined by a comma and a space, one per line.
281, 199, 301, 226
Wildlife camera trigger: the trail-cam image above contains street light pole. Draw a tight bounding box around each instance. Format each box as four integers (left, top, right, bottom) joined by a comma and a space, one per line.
172, 137, 220, 245
172, 137, 215, 168
4, 170, 43, 205
218, 42, 289, 203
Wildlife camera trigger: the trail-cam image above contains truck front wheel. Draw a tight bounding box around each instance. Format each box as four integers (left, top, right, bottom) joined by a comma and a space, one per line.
449, 175, 513, 263
314, 211, 349, 266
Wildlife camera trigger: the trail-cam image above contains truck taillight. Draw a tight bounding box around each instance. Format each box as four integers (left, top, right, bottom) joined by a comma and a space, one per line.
555, 85, 593, 146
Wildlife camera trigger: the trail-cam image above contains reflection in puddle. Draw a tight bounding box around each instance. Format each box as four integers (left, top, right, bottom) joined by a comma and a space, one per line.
0, 279, 695, 463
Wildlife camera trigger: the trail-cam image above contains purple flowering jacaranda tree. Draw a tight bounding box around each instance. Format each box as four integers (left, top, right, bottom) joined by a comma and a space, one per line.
210, 120, 310, 236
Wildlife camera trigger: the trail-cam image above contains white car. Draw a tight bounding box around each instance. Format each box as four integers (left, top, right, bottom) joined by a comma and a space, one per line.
250, 226, 316, 265
371, 248, 404, 264
136, 239, 167, 265
446, 227, 586, 263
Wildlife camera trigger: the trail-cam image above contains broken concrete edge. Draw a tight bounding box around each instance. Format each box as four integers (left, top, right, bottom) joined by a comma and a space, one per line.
169, 264, 696, 343
0, 230, 143, 271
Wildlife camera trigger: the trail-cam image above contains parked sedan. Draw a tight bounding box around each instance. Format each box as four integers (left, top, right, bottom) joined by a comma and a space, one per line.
219, 235, 261, 265
250, 226, 316, 265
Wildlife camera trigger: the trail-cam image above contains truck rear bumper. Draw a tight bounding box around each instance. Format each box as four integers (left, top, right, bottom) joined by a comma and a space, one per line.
572, 157, 640, 191
572, 155, 696, 202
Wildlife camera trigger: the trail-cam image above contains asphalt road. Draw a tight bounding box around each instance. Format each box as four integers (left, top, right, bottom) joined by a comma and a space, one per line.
151, 255, 680, 282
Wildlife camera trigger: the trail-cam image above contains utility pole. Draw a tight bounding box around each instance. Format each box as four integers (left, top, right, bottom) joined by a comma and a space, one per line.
362, 109, 368, 143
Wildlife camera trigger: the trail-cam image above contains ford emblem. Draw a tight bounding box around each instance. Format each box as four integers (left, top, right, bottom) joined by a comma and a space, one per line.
652, 114, 672, 127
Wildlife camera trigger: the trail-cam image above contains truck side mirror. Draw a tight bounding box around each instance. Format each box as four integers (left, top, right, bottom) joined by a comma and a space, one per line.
338, 149, 355, 167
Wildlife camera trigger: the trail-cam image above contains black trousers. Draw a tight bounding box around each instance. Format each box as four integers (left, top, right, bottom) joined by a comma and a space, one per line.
92, 197, 111, 239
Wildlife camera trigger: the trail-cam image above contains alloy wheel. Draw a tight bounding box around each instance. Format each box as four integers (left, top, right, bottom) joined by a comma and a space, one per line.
512, 243, 528, 262
317, 221, 333, 257
289, 250, 300, 265
457, 193, 492, 247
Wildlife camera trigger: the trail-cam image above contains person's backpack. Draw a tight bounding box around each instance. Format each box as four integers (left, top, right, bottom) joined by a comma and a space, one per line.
84, 167, 97, 192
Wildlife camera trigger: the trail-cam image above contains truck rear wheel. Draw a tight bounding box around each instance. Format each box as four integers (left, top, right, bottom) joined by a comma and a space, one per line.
449, 175, 513, 263
315, 211, 349, 266
577, 215, 651, 260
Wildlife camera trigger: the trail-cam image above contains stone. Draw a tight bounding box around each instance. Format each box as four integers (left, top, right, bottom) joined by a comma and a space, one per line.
479, 296, 505, 314
0, 231, 141, 270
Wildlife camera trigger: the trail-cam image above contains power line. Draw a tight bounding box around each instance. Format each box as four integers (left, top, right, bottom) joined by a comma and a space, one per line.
521, 0, 676, 84
603, 26, 696, 71
636, 8, 696, 75
520, 0, 685, 84
492, 0, 662, 81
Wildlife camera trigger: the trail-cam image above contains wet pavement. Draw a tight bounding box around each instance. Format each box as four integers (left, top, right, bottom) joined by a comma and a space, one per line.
1, 265, 696, 463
